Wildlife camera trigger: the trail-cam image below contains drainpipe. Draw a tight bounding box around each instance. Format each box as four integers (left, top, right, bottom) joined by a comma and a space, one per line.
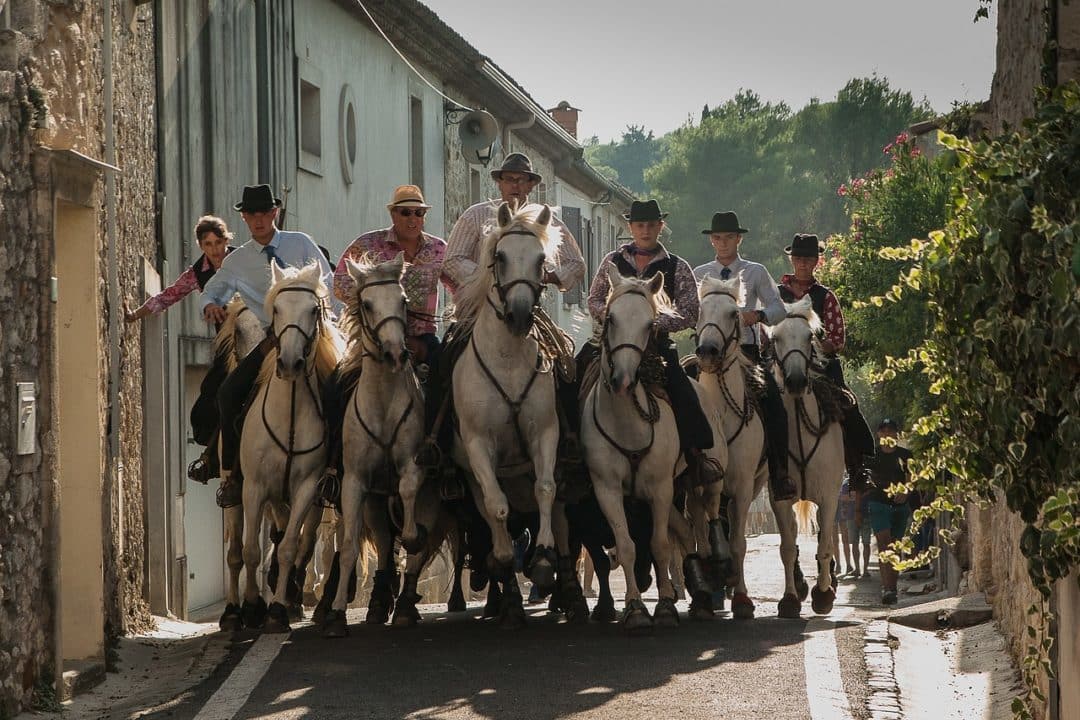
501, 115, 534, 157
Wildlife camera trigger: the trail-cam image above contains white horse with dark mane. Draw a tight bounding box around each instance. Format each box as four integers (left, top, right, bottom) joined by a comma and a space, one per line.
237, 263, 344, 632
767, 296, 845, 616
581, 266, 684, 634
451, 202, 568, 627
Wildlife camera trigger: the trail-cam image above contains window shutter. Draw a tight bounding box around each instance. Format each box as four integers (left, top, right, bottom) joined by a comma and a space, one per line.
561, 206, 583, 305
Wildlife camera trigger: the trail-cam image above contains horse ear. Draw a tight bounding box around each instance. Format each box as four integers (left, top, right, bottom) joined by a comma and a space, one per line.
604, 261, 623, 289
389, 251, 406, 273
647, 271, 665, 295
536, 204, 551, 226
345, 257, 368, 285
270, 261, 285, 285
497, 202, 512, 228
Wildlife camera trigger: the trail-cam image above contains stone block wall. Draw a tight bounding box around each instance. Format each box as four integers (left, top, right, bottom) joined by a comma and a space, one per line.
0, 2, 156, 715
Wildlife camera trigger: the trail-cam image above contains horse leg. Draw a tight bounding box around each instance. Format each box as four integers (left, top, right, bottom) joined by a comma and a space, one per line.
592, 478, 651, 634
241, 487, 269, 629
551, 501, 588, 623
314, 511, 345, 627
811, 497, 839, 615
363, 493, 396, 625
265, 477, 319, 633
728, 492, 755, 620
462, 441, 515, 580
287, 504, 322, 619
397, 460, 428, 554
497, 572, 527, 630
773, 498, 801, 618
447, 525, 468, 612
527, 431, 560, 596
323, 473, 362, 638
585, 537, 616, 622
220, 505, 245, 631
647, 484, 679, 629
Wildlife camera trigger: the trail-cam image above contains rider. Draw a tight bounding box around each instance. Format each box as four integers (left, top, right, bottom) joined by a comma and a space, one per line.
692, 211, 798, 501
125, 215, 237, 483
320, 184, 453, 493
200, 184, 340, 508
777, 233, 875, 472
586, 199, 718, 488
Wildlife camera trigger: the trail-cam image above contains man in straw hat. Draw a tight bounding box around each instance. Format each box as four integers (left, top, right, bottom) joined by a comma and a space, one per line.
778, 232, 875, 474
693, 211, 798, 501
200, 183, 340, 507
586, 199, 720, 488
317, 185, 454, 501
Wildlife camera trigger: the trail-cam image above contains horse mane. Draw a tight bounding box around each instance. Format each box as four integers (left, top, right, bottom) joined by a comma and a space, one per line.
255, 263, 344, 388
337, 252, 406, 383
781, 296, 824, 334
452, 203, 563, 330
605, 265, 680, 323
212, 296, 247, 372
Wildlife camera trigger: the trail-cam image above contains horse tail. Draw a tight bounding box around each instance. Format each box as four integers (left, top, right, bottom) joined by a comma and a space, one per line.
794, 500, 817, 535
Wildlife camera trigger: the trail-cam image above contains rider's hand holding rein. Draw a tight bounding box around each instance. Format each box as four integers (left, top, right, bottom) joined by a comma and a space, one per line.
204, 303, 227, 325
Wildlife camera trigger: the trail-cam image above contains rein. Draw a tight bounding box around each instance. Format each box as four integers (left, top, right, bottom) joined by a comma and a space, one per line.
356, 277, 409, 361
776, 317, 829, 496
469, 334, 543, 464
486, 228, 545, 324
261, 285, 327, 493
694, 288, 753, 444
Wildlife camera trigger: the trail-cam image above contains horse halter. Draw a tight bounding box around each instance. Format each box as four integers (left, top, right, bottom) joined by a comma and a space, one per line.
356, 277, 408, 361
601, 290, 655, 392
272, 286, 324, 367
486, 228, 545, 322
695, 288, 741, 365
775, 315, 817, 386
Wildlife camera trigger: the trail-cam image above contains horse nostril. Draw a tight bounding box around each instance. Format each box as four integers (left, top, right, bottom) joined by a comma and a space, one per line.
292, 358, 304, 372
708, 346, 719, 356
383, 350, 395, 364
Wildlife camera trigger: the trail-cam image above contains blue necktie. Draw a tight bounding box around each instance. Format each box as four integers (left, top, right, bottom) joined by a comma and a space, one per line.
720, 267, 732, 280
264, 244, 285, 268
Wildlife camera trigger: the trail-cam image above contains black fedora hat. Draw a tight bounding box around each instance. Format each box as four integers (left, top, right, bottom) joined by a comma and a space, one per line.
785, 233, 823, 257
622, 199, 669, 222
702, 211, 748, 235
491, 152, 542, 182
233, 184, 282, 212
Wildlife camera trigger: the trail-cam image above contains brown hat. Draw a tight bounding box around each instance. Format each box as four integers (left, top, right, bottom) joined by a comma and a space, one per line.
491, 152, 542, 182
386, 184, 431, 211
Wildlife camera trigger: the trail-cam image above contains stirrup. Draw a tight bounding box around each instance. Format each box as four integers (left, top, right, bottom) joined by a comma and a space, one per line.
439, 471, 465, 502
187, 454, 212, 485
315, 469, 342, 510
215, 478, 242, 509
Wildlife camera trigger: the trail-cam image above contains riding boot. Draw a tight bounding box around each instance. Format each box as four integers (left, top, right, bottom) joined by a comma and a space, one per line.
317, 365, 350, 509
215, 337, 271, 509
187, 432, 220, 485
761, 370, 798, 502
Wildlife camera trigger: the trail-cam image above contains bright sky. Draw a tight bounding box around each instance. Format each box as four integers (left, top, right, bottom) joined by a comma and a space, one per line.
421, 0, 998, 143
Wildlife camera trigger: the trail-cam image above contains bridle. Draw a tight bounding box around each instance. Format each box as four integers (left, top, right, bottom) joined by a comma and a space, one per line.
694, 287, 742, 370
355, 277, 409, 362
600, 289, 656, 398
271, 286, 325, 372
486, 228, 545, 323
775, 313, 828, 495
774, 313, 819, 386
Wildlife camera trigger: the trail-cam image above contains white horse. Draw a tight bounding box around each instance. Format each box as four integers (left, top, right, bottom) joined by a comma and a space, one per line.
693, 277, 771, 619
582, 266, 683, 634
320, 253, 433, 636
239, 263, 344, 632
767, 296, 845, 616
451, 202, 567, 628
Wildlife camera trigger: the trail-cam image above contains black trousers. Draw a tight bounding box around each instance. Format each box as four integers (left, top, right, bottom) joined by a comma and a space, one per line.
821, 357, 876, 466
190, 350, 230, 446
217, 343, 269, 475
741, 344, 790, 481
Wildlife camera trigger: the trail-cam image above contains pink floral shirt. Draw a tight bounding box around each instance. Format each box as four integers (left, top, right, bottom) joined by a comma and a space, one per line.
334, 228, 452, 337
137, 258, 207, 315
779, 274, 846, 351
587, 243, 699, 334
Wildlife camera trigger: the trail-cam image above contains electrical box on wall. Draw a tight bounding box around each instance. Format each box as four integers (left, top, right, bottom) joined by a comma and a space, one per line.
16, 382, 37, 455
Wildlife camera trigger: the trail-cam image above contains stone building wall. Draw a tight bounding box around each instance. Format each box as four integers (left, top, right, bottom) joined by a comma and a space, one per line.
0, 2, 156, 715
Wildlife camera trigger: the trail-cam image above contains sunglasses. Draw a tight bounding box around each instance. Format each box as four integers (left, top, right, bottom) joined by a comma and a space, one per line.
394, 207, 428, 217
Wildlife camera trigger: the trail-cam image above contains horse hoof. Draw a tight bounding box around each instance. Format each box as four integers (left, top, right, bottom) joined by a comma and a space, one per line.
241, 597, 268, 629
732, 593, 755, 620
312, 600, 330, 627
621, 600, 653, 636
401, 524, 428, 555
689, 591, 715, 620
527, 547, 558, 596
469, 568, 489, 593
778, 593, 802, 619
653, 598, 680, 628
287, 603, 303, 622
264, 601, 291, 634
591, 599, 616, 623
564, 595, 590, 625
447, 594, 467, 613
219, 604, 243, 632
321, 609, 349, 638
810, 586, 836, 616
392, 608, 420, 628
366, 605, 390, 625
499, 598, 527, 630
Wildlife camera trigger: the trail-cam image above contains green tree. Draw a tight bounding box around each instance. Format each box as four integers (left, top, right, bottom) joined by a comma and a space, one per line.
584, 125, 662, 194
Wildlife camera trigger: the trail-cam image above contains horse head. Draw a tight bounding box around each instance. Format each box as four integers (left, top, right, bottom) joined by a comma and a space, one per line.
266, 262, 327, 380
601, 263, 664, 395
696, 276, 743, 373
488, 202, 553, 336
346, 252, 409, 371
768, 296, 822, 394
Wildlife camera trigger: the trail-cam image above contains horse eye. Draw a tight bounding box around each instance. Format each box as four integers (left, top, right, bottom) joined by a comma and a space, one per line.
362, 301, 373, 312
495, 250, 506, 263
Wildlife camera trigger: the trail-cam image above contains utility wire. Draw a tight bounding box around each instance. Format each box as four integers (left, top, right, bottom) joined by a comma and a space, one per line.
351, 0, 474, 112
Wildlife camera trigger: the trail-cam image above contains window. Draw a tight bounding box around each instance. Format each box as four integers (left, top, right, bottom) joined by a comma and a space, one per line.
297, 60, 324, 175
410, 96, 423, 186
1, 2, 11, 30
338, 84, 358, 184
470, 168, 481, 204
536, 182, 548, 205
